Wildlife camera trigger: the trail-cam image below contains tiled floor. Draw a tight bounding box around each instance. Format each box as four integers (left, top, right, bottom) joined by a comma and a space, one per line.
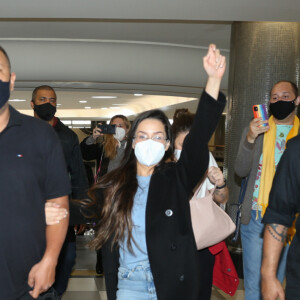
62, 236, 245, 300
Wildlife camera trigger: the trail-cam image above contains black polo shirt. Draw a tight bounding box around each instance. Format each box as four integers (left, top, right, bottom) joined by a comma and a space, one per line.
262, 134, 300, 300
0, 106, 71, 300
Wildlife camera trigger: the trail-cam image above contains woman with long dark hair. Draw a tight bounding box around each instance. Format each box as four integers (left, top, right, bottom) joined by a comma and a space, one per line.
86, 44, 226, 300
80, 114, 131, 274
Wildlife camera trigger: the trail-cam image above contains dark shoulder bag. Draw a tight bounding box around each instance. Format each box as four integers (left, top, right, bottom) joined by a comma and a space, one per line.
227, 176, 249, 243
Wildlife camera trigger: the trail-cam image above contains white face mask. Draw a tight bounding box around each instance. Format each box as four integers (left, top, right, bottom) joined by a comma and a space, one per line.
113, 127, 126, 141
174, 149, 182, 160
134, 139, 166, 167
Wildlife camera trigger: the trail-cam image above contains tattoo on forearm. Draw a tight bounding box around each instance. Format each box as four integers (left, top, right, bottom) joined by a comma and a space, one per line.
267, 224, 288, 244
213, 189, 226, 201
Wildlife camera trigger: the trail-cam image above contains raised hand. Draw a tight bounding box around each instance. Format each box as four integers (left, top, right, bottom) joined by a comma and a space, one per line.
203, 44, 226, 100
247, 118, 270, 143
203, 44, 226, 80
92, 123, 103, 140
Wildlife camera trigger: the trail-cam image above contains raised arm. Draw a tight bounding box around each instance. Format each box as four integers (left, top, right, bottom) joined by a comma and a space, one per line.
176, 44, 226, 193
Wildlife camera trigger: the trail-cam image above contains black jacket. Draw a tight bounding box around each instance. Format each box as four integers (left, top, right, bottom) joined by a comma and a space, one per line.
54, 118, 89, 225
99, 91, 226, 300
80, 137, 110, 178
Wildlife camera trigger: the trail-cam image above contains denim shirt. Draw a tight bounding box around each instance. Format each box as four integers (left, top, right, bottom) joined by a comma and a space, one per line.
119, 175, 151, 268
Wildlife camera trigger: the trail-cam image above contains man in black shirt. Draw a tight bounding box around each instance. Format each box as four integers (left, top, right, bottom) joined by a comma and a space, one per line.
261, 134, 300, 300
0, 47, 70, 299
31, 85, 89, 298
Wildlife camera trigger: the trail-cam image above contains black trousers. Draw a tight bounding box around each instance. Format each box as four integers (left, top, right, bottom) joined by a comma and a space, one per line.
18, 288, 58, 300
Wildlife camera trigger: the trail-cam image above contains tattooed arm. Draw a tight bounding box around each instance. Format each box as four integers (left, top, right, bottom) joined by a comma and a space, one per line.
213, 186, 229, 204
261, 224, 287, 300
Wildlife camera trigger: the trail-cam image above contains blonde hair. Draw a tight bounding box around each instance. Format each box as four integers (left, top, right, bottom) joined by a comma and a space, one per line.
103, 115, 130, 160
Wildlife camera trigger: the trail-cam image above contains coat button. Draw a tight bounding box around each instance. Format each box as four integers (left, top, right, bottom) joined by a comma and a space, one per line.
170, 244, 177, 251
227, 268, 231, 272
165, 209, 173, 217
179, 274, 185, 282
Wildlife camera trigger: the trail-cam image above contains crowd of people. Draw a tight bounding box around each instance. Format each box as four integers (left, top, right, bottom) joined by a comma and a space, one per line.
0, 42, 300, 300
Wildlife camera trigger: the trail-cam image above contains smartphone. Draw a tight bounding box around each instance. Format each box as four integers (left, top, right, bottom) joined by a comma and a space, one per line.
252, 104, 268, 127
97, 124, 116, 134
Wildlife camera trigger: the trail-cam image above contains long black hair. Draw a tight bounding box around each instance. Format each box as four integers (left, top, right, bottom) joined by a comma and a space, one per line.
88, 109, 173, 252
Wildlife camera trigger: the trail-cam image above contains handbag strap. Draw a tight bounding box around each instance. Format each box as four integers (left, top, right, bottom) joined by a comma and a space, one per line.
238, 176, 249, 206
94, 151, 104, 184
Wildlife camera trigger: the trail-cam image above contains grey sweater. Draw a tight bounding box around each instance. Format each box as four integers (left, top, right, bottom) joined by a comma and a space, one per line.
234, 126, 263, 225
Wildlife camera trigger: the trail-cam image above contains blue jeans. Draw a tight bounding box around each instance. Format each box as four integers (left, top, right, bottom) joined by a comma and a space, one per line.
241, 210, 289, 300
117, 261, 157, 300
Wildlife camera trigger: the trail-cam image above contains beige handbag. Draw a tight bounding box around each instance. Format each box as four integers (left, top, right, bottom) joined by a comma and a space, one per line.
190, 185, 236, 250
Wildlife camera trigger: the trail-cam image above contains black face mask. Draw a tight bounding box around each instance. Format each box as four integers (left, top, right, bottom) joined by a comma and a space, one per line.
0, 80, 10, 109
34, 102, 56, 121
269, 99, 296, 120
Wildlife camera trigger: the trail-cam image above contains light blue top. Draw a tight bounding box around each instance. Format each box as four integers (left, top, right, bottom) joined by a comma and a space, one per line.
252, 124, 292, 211
119, 175, 151, 268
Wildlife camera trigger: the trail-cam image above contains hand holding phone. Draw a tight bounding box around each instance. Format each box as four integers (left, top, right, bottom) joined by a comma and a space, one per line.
97, 124, 116, 134
252, 104, 268, 127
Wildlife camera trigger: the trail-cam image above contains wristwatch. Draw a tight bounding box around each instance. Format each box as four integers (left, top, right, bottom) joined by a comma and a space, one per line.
216, 179, 227, 189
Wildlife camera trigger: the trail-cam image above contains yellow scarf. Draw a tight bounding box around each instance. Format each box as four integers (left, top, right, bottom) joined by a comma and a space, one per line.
258, 115, 299, 215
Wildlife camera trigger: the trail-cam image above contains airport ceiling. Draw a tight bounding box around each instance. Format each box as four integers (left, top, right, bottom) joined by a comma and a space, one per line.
1, 0, 299, 120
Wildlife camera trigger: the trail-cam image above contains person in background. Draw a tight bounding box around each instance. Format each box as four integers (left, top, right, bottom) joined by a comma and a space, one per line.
80, 114, 131, 180
80, 114, 130, 274
83, 44, 226, 300
234, 80, 300, 299
0, 46, 70, 299
31, 85, 89, 299
172, 108, 228, 203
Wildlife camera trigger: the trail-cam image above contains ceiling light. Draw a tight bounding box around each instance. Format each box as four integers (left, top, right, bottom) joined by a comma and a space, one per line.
101, 107, 108, 110
72, 120, 91, 125
92, 96, 117, 99
9, 99, 26, 102
110, 107, 120, 109
61, 120, 72, 125
84, 106, 91, 109
57, 104, 62, 106
79, 100, 87, 103
134, 93, 143, 97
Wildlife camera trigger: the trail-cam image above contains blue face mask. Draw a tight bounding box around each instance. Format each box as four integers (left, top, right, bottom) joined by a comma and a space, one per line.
0, 80, 10, 109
